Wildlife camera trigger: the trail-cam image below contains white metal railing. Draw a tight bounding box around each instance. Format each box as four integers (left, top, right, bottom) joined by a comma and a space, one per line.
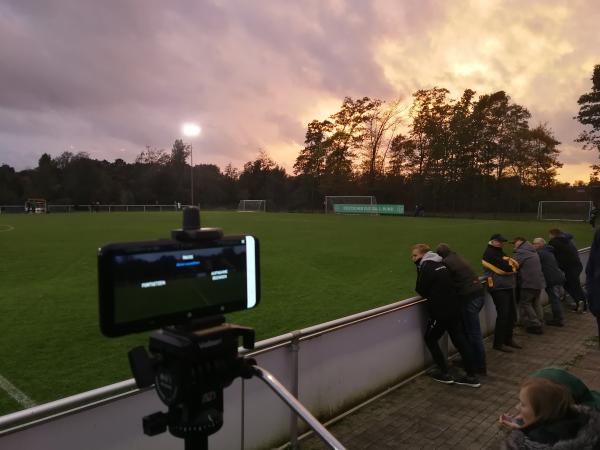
0, 204, 186, 213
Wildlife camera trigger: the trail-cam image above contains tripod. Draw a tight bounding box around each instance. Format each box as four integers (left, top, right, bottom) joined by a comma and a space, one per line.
128, 317, 345, 450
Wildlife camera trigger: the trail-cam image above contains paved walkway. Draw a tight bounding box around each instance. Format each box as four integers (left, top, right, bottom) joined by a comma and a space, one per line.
299, 308, 600, 450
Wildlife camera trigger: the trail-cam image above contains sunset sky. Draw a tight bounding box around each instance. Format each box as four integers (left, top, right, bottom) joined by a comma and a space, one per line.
0, 0, 598, 183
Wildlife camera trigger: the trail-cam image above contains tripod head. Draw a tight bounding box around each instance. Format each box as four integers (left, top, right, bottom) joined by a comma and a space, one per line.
129, 317, 255, 447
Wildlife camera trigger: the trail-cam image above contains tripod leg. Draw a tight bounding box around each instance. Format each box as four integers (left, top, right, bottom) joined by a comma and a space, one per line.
251, 365, 346, 450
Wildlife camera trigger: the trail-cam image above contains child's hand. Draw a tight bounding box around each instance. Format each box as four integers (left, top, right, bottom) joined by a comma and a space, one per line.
498, 413, 523, 430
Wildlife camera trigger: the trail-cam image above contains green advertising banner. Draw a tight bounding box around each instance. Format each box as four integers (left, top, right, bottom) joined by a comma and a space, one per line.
333, 204, 405, 215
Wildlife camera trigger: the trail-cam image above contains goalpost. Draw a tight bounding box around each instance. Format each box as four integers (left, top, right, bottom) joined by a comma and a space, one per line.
237, 200, 266, 212
537, 201, 593, 222
25, 198, 47, 214
324, 196, 377, 214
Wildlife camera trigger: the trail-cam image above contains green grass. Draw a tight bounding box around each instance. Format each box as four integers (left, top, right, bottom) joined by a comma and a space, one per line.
0, 212, 594, 415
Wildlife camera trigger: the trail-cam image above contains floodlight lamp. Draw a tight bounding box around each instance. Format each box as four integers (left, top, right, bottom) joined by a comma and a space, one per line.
182, 123, 201, 138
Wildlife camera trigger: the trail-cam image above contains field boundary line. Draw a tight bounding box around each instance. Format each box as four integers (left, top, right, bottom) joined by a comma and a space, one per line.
0, 225, 14, 232
0, 374, 36, 409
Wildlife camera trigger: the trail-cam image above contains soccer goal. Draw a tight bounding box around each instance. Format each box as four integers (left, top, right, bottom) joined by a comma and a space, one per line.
537, 201, 593, 222
238, 199, 266, 212
25, 198, 47, 214
324, 196, 377, 214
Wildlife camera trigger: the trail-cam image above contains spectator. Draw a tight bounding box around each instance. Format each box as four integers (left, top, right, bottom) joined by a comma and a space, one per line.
532, 238, 566, 326
436, 243, 487, 375
585, 227, 600, 347
482, 234, 521, 353
410, 244, 480, 387
549, 229, 587, 313
500, 377, 600, 448
512, 237, 546, 335
531, 368, 600, 411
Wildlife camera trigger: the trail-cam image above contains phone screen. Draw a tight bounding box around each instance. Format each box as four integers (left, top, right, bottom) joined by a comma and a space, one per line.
98, 236, 259, 336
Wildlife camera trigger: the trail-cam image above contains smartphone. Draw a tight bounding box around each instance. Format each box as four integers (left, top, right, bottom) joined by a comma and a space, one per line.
501, 414, 524, 426
98, 235, 260, 337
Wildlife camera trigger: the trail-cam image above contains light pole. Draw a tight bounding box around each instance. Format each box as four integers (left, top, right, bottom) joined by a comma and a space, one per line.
182, 123, 201, 206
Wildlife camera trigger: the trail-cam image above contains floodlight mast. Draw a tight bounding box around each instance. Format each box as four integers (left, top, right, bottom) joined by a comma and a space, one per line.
182, 123, 201, 207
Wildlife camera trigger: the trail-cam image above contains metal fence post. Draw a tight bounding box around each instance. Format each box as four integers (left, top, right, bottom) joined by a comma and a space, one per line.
241, 378, 246, 450
289, 331, 301, 449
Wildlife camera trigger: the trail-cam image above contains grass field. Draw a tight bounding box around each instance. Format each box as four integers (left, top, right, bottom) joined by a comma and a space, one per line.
0, 211, 594, 415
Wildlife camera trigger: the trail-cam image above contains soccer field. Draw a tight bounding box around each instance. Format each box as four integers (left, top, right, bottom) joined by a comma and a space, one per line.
0, 211, 594, 415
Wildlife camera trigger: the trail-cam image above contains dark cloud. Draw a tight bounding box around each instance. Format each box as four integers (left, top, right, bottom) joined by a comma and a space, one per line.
0, 0, 598, 182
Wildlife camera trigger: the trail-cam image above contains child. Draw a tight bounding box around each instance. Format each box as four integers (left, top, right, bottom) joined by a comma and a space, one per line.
499, 378, 600, 449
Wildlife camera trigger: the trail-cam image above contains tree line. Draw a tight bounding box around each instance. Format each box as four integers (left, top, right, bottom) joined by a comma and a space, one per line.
2, 67, 600, 214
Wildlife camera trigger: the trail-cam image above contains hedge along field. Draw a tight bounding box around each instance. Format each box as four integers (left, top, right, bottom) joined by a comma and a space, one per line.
0, 211, 594, 414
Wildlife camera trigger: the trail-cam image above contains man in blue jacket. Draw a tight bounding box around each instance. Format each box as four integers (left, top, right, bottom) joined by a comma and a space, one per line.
436, 243, 487, 375
549, 228, 587, 312
411, 244, 481, 387
533, 237, 566, 326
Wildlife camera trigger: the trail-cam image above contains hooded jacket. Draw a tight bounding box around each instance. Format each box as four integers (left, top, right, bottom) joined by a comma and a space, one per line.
415, 251, 460, 321
503, 405, 600, 450
537, 245, 566, 287
549, 235, 583, 273
482, 244, 518, 291
531, 368, 600, 411
513, 241, 546, 290
585, 228, 600, 317
437, 248, 484, 300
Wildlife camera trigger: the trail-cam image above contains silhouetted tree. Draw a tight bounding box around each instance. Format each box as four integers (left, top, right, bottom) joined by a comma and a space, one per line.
575, 64, 600, 177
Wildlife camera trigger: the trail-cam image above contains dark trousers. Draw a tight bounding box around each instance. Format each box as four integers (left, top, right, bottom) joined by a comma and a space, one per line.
491, 289, 516, 348
461, 295, 486, 370
424, 317, 476, 375
547, 285, 564, 321
564, 268, 587, 306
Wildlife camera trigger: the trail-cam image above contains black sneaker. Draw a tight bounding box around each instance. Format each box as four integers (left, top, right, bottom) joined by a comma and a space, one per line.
429, 371, 454, 384
455, 375, 481, 388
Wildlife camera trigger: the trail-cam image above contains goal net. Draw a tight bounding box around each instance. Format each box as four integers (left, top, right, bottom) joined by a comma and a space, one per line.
25, 198, 47, 214
238, 200, 266, 212
537, 201, 593, 222
324, 196, 377, 214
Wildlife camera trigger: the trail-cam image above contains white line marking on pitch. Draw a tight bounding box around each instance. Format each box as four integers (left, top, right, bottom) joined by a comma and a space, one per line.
0, 225, 15, 232
0, 374, 36, 408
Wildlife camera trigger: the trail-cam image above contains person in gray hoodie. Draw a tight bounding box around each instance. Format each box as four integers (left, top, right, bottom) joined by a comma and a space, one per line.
512, 237, 546, 334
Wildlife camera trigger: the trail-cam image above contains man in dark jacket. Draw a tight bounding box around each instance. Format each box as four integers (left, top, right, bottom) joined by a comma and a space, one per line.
411, 244, 480, 387
549, 229, 587, 312
585, 228, 600, 347
436, 243, 487, 375
533, 238, 566, 326
482, 234, 521, 352
512, 238, 546, 334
